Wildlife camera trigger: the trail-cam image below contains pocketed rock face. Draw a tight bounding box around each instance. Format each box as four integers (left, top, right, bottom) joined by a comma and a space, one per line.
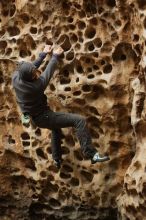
0, 0, 145, 219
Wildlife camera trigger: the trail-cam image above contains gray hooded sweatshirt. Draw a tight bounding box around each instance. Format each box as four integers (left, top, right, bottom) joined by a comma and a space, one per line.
12, 53, 58, 116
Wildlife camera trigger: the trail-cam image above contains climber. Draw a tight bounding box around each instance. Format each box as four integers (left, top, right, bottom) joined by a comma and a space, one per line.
12, 45, 110, 169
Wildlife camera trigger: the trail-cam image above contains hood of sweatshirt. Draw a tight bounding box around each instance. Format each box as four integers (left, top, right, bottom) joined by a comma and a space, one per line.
18, 61, 36, 82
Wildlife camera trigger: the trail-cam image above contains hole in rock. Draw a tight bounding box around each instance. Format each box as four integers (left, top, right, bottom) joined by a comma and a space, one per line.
93, 52, 99, 58
53, 28, 61, 38
62, 164, 73, 173
40, 171, 47, 178
69, 24, 76, 30
93, 65, 99, 70
121, 54, 127, 60
80, 170, 94, 183
66, 51, 74, 61
60, 68, 70, 77
133, 34, 139, 42
112, 42, 136, 62
134, 44, 142, 56
88, 106, 99, 115
98, 7, 104, 14
50, 83, 55, 91
76, 77, 79, 83
7, 26, 20, 37
65, 135, 75, 146
115, 20, 122, 28
79, 37, 83, 43
32, 194, 39, 200
87, 74, 95, 79
3, 10, 9, 16
84, 1, 97, 14
100, 60, 105, 65
43, 26, 51, 32
35, 128, 41, 136
36, 148, 47, 160
32, 140, 38, 147
0, 30, 5, 38
94, 38, 102, 48
23, 150, 29, 156
73, 91, 81, 96
47, 147, 52, 154
0, 76, 4, 83
64, 87, 71, 92
109, 159, 119, 170
0, 41, 7, 49
30, 27, 37, 34
76, 65, 84, 73
74, 150, 83, 161
78, 10, 86, 18
85, 27, 96, 39
74, 98, 86, 105
59, 94, 66, 100
70, 33, 78, 43
42, 11, 49, 21
49, 198, 61, 208
90, 17, 98, 25
74, 2, 81, 10
85, 58, 91, 64
75, 43, 81, 50
60, 172, 71, 179
67, 16, 74, 23
58, 35, 71, 52
62, 146, 70, 155
144, 18, 146, 29
70, 177, 79, 186
10, 4, 16, 17
62, 1, 71, 11
47, 174, 54, 182
111, 32, 119, 41
6, 48, 12, 56
21, 132, 30, 140
92, 84, 105, 94
60, 77, 71, 85
103, 64, 112, 73
87, 67, 92, 73
82, 84, 91, 92
106, 0, 116, 7
20, 13, 29, 23
104, 174, 110, 181
20, 50, 28, 58
87, 116, 100, 127
137, 0, 146, 9
22, 141, 30, 147
77, 21, 86, 29
88, 43, 95, 51
142, 183, 146, 196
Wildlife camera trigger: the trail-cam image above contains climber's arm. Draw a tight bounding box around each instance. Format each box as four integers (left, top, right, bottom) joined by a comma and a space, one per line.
39, 47, 64, 90
32, 45, 52, 68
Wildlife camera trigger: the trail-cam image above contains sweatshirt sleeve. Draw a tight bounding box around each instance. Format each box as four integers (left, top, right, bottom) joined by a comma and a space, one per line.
39, 55, 58, 90
32, 52, 47, 68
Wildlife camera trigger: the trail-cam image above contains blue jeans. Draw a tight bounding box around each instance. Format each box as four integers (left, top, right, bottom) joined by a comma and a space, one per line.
32, 108, 97, 161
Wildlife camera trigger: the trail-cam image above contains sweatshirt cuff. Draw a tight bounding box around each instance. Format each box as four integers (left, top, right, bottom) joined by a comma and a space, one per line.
39, 52, 47, 59
52, 54, 59, 61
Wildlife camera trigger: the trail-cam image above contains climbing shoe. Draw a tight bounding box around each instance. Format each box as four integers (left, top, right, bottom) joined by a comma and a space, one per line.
54, 159, 62, 169
91, 152, 110, 164
21, 114, 30, 127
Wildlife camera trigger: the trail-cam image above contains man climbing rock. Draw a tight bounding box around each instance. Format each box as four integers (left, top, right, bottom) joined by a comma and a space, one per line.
12, 45, 110, 169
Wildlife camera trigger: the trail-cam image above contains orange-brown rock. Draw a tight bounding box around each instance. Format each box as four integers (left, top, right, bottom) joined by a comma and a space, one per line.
0, 0, 146, 219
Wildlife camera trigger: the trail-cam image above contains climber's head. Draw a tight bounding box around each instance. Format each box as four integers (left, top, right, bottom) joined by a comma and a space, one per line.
18, 62, 41, 81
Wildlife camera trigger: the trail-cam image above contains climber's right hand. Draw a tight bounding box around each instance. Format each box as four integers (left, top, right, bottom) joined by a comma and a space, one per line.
53, 46, 64, 56
43, 45, 53, 54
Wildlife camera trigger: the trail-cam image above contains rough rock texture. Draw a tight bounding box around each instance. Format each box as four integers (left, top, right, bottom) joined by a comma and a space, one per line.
0, 0, 146, 219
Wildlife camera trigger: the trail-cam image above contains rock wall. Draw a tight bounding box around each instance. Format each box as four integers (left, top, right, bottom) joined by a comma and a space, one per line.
0, 0, 146, 219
